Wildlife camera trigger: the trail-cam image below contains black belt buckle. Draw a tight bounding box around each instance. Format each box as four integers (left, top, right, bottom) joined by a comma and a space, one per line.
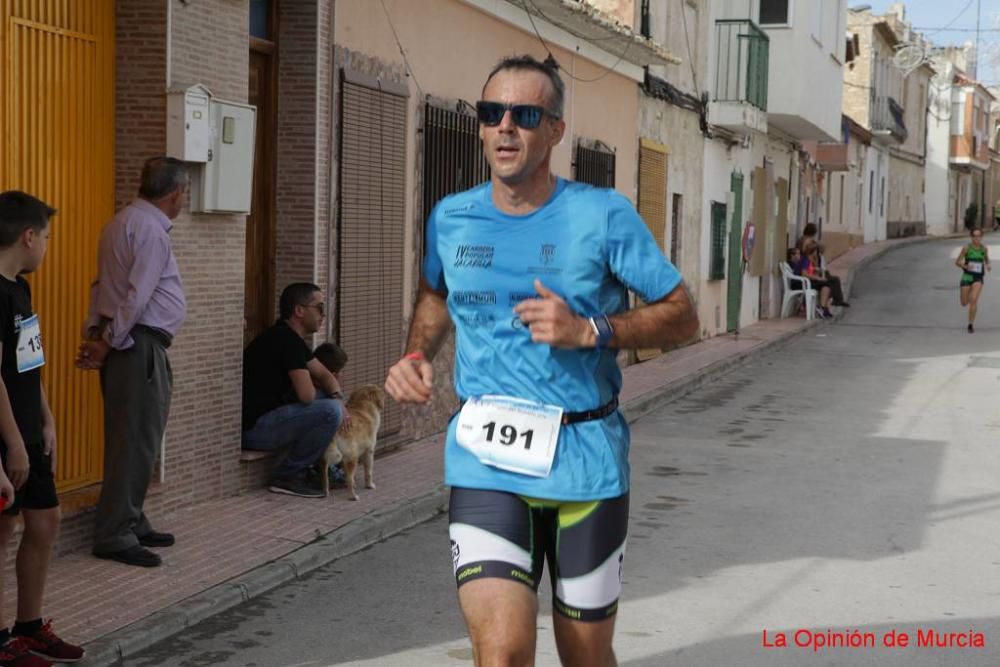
135, 325, 172, 349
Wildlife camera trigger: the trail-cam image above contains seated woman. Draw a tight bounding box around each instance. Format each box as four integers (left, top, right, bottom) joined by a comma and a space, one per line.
788, 247, 832, 319
800, 235, 850, 311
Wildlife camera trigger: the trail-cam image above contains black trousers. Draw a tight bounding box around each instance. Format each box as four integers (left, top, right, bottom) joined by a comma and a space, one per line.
93, 328, 172, 553
811, 275, 845, 304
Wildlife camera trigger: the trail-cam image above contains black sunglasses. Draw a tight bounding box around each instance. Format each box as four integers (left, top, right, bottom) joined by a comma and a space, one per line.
476, 101, 559, 129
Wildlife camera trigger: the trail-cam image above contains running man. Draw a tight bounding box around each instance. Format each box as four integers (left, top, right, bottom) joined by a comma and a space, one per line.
384, 55, 698, 666
956, 227, 991, 333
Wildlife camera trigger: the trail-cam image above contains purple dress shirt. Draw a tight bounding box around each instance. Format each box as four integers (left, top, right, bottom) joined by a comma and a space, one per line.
84, 199, 187, 349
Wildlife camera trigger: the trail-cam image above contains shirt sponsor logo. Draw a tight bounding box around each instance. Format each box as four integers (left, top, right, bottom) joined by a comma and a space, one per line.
528, 243, 562, 275
457, 313, 497, 328
540, 243, 556, 265
508, 292, 536, 307
455, 245, 494, 269
452, 290, 497, 306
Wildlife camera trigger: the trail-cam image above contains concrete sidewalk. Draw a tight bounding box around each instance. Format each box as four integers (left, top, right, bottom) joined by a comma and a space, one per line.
12, 235, 931, 666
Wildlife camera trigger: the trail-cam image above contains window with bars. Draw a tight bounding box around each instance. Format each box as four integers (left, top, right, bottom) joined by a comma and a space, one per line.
422, 103, 490, 254
710, 202, 727, 280
575, 142, 616, 188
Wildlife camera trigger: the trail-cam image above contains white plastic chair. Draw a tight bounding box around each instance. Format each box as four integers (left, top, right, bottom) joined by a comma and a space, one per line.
779, 261, 817, 320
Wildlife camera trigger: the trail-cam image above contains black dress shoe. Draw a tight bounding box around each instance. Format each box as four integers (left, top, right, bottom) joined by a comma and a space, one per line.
138, 530, 175, 548
94, 545, 162, 567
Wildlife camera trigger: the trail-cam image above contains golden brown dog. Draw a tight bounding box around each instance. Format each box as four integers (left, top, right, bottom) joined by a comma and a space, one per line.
321, 385, 384, 499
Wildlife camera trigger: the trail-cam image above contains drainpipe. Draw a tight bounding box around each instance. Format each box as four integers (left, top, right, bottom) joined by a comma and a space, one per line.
327, 0, 337, 342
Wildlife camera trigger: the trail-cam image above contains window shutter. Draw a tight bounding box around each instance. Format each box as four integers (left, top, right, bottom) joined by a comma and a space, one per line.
337, 71, 409, 438
638, 139, 668, 251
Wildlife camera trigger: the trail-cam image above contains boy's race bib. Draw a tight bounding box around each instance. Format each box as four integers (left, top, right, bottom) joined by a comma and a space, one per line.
16, 314, 44, 373
456, 395, 563, 477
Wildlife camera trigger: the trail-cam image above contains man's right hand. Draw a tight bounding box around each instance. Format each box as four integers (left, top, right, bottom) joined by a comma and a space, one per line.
385, 354, 434, 404
76, 339, 111, 370
6, 442, 29, 490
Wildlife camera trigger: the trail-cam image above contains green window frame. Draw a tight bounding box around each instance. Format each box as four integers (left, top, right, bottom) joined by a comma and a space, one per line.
710, 202, 727, 280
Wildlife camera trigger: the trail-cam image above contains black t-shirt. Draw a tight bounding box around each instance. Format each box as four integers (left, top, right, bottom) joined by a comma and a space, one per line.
242, 320, 313, 430
0, 276, 42, 448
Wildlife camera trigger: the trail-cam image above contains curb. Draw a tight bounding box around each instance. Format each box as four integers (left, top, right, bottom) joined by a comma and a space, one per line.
78, 234, 936, 665
81, 488, 450, 666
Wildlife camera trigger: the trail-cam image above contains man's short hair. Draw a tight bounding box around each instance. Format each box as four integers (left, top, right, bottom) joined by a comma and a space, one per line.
802, 223, 818, 237
482, 54, 565, 119
314, 342, 348, 374
0, 191, 56, 248
139, 156, 188, 201
279, 282, 321, 320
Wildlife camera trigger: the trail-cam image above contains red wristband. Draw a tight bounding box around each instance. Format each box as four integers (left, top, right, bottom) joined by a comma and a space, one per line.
403, 351, 425, 362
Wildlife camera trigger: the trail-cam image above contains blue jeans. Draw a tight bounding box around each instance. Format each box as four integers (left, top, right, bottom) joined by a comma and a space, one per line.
242, 398, 343, 480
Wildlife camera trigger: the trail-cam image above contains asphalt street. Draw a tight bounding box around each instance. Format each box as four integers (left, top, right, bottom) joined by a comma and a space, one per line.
129, 235, 1000, 666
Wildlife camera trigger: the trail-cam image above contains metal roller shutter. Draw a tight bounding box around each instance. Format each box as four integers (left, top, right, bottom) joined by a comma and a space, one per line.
337, 71, 408, 438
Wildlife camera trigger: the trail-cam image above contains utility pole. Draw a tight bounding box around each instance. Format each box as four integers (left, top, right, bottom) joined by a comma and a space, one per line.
974, 0, 981, 79
974, 0, 983, 228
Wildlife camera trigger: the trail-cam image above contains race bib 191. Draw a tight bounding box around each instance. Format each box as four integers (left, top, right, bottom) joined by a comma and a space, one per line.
967, 261, 984, 274
16, 314, 44, 373
455, 395, 563, 477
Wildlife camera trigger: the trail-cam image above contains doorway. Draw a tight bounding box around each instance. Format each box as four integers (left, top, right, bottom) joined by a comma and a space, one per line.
246, 0, 278, 344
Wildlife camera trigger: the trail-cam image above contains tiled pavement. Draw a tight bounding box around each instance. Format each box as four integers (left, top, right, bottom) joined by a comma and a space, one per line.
0, 235, 934, 665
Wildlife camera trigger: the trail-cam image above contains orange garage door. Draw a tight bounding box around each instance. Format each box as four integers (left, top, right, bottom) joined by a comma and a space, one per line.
0, 0, 115, 491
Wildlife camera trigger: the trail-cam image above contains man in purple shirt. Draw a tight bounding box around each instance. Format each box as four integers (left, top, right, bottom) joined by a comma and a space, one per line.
76, 157, 188, 568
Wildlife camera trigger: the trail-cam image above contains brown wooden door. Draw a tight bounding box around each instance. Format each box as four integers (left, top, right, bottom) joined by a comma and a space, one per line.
246, 32, 278, 344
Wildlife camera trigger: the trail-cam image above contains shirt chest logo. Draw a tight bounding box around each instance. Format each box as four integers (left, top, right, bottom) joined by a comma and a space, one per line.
528, 243, 562, 276
454, 245, 494, 269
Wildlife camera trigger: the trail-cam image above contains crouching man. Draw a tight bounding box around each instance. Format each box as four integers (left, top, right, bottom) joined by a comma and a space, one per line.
242, 283, 346, 497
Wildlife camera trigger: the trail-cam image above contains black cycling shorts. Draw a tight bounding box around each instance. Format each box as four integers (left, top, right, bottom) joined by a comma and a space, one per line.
961, 273, 984, 286
449, 486, 629, 622
0, 441, 58, 515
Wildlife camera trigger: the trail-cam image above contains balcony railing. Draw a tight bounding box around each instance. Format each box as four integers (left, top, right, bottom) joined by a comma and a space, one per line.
871, 95, 907, 143
713, 19, 769, 112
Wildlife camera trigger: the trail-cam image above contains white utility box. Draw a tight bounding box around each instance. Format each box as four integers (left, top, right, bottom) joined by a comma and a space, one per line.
167, 83, 257, 214
166, 84, 212, 162
195, 99, 257, 213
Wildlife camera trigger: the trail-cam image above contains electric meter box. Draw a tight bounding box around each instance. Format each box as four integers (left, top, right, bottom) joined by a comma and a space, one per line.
166, 84, 212, 162
195, 99, 257, 213
166, 83, 257, 214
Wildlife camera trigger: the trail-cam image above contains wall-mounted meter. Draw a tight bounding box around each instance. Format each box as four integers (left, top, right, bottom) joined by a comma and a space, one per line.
166, 84, 212, 162
166, 83, 257, 214
198, 100, 256, 213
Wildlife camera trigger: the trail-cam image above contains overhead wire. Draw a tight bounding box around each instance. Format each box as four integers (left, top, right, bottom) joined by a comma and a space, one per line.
378, 0, 425, 99
919, 0, 976, 37
520, 0, 632, 83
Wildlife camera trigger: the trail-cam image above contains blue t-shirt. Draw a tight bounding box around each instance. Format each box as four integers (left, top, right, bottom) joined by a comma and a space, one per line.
424, 178, 683, 500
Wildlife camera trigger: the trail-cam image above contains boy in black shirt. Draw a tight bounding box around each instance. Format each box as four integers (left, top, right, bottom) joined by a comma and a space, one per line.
0, 192, 82, 665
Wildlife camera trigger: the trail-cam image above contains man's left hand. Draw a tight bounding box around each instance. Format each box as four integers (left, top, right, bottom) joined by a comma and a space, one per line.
513, 279, 594, 348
